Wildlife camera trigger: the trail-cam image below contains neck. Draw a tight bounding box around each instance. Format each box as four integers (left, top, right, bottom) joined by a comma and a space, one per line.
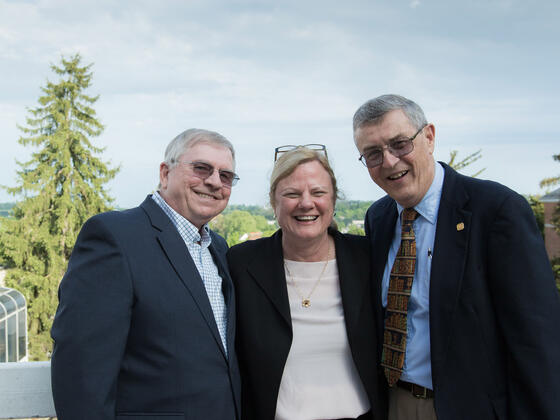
282, 231, 333, 262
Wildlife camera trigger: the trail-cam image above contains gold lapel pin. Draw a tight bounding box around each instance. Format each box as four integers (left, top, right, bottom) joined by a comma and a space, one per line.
456, 222, 465, 231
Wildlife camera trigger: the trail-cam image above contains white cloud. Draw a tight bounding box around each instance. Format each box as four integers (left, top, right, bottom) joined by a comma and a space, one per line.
0, 0, 558, 207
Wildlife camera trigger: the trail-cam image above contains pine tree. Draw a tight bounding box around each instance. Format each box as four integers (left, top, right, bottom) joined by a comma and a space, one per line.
0, 54, 119, 360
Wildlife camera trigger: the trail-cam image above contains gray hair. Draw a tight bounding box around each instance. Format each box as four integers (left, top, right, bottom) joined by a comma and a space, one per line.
164, 128, 236, 169
352, 94, 427, 133
158, 128, 235, 189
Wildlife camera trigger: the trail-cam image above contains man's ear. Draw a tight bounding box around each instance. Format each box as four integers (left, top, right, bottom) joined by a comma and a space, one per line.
159, 162, 170, 190
424, 123, 436, 154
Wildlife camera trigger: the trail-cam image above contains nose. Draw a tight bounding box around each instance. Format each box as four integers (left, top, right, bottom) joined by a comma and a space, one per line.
382, 148, 400, 168
204, 168, 223, 188
298, 192, 314, 209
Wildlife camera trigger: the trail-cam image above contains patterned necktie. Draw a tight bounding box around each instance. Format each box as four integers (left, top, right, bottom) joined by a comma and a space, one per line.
382, 208, 418, 386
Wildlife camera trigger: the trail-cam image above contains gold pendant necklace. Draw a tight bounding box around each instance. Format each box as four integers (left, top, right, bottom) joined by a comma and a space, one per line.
284, 242, 332, 308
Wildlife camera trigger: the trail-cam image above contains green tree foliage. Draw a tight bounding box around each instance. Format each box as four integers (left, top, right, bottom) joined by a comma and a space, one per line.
526, 195, 544, 237
223, 204, 275, 219
551, 258, 560, 293
0, 54, 119, 360
447, 149, 485, 177
334, 200, 370, 229
211, 210, 277, 246
346, 224, 365, 236
539, 153, 560, 189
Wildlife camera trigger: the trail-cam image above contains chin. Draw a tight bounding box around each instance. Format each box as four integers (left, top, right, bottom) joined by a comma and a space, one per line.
294, 229, 325, 241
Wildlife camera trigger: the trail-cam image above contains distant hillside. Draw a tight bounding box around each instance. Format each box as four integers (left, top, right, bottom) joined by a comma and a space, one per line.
0, 200, 373, 227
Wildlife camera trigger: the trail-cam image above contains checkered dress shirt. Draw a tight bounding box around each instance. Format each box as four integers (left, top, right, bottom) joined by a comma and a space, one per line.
152, 192, 228, 354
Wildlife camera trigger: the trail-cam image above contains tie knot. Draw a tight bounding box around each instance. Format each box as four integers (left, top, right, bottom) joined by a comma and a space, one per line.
402, 208, 417, 224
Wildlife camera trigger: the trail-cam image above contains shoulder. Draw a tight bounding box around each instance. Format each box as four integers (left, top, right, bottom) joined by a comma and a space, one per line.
441, 162, 528, 212
83, 206, 147, 232
227, 232, 278, 262
210, 230, 228, 252
331, 229, 371, 259
332, 229, 369, 247
365, 194, 395, 226
368, 194, 394, 212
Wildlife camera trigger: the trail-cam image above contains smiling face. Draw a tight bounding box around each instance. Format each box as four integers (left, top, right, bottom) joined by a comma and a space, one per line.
273, 160, 334, 244
355, 109, 436, 208
159, 142, 233, 229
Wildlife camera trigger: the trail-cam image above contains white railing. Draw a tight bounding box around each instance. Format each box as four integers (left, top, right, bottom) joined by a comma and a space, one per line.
0, 361, 56, 419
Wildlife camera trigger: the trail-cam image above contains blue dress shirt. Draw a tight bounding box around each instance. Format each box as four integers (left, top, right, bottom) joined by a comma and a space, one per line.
381, 162, 444, 389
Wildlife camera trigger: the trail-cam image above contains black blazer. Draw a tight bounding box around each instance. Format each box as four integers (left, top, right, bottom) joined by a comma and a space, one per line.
51, 196, 241, 420
227, 228, 388, 420
365, 163, 560, 420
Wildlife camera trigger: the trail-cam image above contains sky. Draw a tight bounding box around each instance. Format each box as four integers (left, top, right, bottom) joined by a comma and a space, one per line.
1, 0, 559, 208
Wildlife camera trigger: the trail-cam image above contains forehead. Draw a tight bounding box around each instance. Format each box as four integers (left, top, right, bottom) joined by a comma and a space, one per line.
182, 142, 233, 168
279, 161, 332, 187
355, 109, 415, 146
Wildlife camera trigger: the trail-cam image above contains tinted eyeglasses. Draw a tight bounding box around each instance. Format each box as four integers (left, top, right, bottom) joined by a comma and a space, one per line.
182, 161, 240, 187
274, 144, 327, 161
359, 125, 426, 168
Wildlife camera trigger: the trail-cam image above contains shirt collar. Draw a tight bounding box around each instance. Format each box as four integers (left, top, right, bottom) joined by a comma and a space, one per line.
396, 161, 444, 225
151, 191, 212, 247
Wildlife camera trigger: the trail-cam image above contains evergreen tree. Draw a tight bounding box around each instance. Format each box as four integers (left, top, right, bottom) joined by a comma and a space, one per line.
0, 54, 119, 360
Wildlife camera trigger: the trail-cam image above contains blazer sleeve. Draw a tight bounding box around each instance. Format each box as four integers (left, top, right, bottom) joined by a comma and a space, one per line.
487, 192, 560, 419
51, 215, 133, 420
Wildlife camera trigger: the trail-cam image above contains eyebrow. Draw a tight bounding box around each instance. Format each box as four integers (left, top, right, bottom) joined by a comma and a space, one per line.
362, 134, 409, 151
191, 160, 235, 172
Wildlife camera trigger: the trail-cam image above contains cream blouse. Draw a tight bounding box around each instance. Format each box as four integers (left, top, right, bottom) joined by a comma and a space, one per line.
275, 259, 370, 420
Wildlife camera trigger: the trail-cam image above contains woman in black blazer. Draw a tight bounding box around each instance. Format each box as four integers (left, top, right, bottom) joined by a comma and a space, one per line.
227, 145, 387, 420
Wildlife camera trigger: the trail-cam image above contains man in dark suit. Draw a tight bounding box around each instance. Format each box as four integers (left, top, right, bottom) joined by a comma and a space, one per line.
51, 128, 241, 420
353, 94, 560, 420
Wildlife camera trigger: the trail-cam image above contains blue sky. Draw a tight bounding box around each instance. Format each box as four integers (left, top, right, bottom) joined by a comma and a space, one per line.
1, 0, 559, 208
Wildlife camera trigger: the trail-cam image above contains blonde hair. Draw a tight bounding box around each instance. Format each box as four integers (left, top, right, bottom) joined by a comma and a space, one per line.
269, 147, 340, 209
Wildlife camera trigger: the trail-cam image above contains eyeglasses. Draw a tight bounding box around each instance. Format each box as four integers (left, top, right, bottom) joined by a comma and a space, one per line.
182, 161, 240, 187
358, 125, 426, 168
274, 144, 327, 161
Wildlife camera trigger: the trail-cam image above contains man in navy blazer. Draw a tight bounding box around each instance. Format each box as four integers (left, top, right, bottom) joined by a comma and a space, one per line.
51, 129, 241, 420
353, 94, 560, 420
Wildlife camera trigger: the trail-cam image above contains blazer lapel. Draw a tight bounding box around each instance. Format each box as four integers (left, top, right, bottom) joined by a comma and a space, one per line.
209, 239, 236, 359
140, 197, 228, 358
367, 199, 398, 293
429, 164, 471, 383
246, 231, 292, 327
366, 199, 398, 344
333, 230, 364, 336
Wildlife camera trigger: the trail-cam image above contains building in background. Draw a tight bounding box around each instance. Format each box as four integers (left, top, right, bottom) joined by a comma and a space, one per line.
0, 287, 27, 362
542, 188, 560, 260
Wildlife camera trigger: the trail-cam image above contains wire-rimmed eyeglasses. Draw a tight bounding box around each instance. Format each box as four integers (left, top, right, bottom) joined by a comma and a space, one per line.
182, 161, 240, 187
274, 144, 328, 162
358, 125, 426, 168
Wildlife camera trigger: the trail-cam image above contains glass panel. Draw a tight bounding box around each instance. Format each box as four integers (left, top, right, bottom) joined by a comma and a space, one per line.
7, 290, 25, 309
0, 319, 6, 362
7, 313, 16, 362
0, 294, 15, 314
0, 302, 6, 321
18, 309, 27, 360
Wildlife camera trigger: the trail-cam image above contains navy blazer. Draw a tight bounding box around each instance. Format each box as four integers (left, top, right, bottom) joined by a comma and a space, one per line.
51, 196, 241, 420
365, 163, 560, 420
227, 228, 388, 420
